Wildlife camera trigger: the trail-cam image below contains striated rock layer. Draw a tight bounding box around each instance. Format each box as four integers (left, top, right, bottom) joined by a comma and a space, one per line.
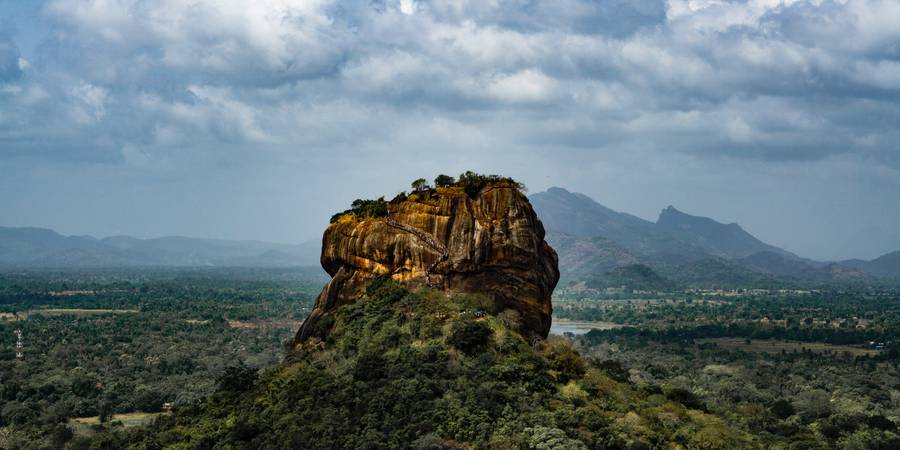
290, 183, 559, 349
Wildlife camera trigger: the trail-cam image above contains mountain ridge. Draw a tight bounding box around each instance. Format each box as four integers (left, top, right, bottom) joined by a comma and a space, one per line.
0, 226, 320, 268
842, 251, 900, 277
3, 187, 900, 281
656, 204, 797, 259
530, 187, 900, 284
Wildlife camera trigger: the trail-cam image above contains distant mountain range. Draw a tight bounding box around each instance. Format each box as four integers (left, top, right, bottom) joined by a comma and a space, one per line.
0, 227, 320, 268
841, 251, 900, 278
529, 187, 900, 287
2, 187, 898, 287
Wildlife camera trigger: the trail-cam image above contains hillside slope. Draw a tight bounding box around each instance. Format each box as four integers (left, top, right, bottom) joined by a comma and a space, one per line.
843, 251, 900, 278
97, 280, 753, 449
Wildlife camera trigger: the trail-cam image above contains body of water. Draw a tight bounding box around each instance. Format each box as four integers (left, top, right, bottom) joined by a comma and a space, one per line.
549, 319, 621, 336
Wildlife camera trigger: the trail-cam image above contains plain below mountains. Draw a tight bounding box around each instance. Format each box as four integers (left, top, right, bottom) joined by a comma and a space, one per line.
0, 226, 320, 268
530, 187, 900, 287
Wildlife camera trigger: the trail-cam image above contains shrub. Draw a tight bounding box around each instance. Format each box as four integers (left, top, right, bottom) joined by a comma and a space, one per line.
353, 352, 387, 381
447, 321, 493, 355
522, 426, 587, 450
544, 340, 586, 383
666, 387, 706, 411
133, 389, 165, 413
457, 171, 525, 198
216, 365, 258, 393
866, 414, 896, 431
351, 197, 388, 218
770, 399, 795, 419
593, 359, 629, 383
329, 197, 389, 223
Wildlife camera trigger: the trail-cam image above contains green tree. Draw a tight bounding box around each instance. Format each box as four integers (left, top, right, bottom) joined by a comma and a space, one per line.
98, 401, 113, 423
434, 174, 455, 187
447, 320, 493, 355
411, 178, 430, 191
545, 340, 586, 383
793, 389, 832, 422
523, 426, 587, 450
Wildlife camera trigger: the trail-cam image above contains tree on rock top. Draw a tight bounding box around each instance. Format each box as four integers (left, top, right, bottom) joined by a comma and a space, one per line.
434, 174, 455, 187
411, 178, 430, 191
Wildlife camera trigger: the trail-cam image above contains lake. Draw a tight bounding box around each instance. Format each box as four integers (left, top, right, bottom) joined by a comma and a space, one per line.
550, 319, 621, 336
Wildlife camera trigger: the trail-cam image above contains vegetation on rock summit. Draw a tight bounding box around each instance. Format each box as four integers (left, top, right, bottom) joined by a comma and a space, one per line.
330, 172, 526, 223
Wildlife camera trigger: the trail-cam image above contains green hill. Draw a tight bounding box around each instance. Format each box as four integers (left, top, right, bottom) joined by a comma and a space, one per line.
91, 279, 752, 449
585, 264, 678, 292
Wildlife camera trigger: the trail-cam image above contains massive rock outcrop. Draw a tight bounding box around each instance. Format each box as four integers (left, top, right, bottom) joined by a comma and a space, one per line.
290, 181, 559, 349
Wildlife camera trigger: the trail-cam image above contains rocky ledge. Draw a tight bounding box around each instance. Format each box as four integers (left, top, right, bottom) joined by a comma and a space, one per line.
290, 175, 559, 349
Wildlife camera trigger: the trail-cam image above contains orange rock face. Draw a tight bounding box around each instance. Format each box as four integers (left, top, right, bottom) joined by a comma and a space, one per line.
290, 183, 559, 347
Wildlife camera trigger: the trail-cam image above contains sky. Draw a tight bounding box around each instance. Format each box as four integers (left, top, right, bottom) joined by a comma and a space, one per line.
1, 0, 899, 261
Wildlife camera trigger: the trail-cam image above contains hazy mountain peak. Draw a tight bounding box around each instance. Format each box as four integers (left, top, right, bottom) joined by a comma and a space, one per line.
842, 250, 900, 277
531, 188, 806, 276
0, 226, 321, 268
655, 205, 783, 258
0, 226, 62, 239
530, 188, 655, 243
542, 187, 614, 211
658, 205, 738, 228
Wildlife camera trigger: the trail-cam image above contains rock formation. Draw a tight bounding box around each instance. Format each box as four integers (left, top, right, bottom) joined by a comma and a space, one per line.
290, 180, 559, 348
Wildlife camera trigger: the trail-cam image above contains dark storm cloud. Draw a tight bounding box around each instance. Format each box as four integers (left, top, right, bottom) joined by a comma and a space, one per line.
0, 0, 899, 260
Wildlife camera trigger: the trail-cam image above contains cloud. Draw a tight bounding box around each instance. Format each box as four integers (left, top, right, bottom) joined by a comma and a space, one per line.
44, 0, 346, 85
0, 0, 894, 169
121, 144, 151, 167
0, 36, 23, 82
69, 82, 109, 124
484, 69, 559, 103
1, 0, 900, 258
137, 85, 274, 144
399, 0, 417, 15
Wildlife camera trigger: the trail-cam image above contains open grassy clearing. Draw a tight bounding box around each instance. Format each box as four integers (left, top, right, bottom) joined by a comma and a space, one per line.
695, 337, 880, 357
69, 412, 168, 436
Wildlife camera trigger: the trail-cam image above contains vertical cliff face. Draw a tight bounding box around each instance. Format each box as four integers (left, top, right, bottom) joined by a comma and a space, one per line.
290, 182, 559, 349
